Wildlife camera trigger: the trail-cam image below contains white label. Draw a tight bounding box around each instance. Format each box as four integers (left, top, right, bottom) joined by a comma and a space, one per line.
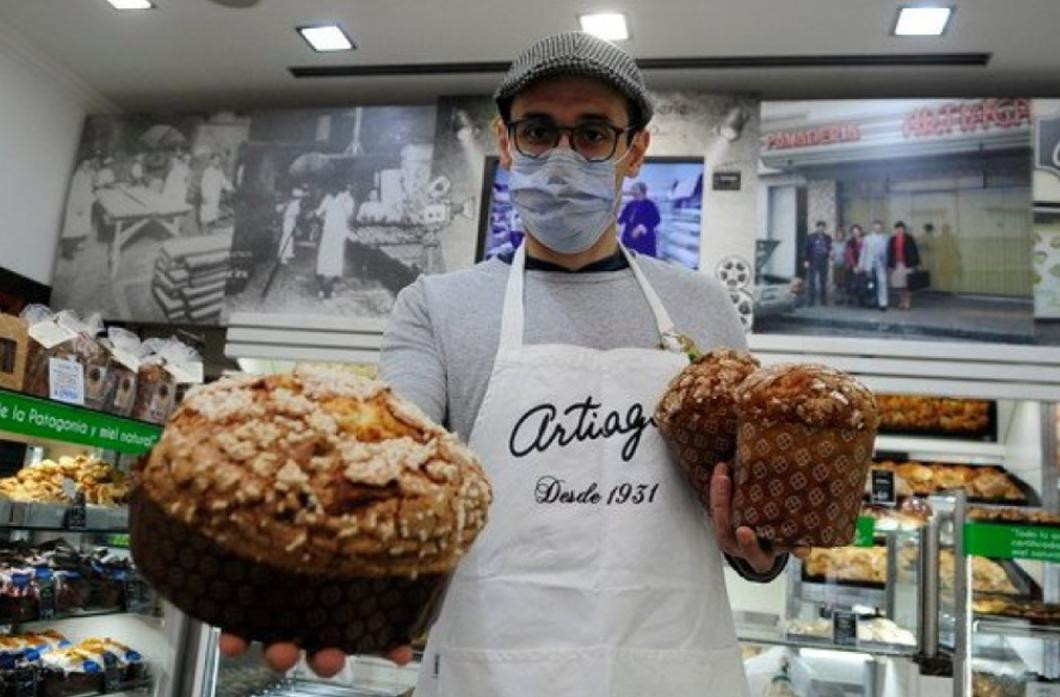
1028, 683, 1060, 697
48, 358, 84, 405
61, 477, 77, 501
28, 322, 76, 350
110, 348, 141, 372
165, 361, 204, 385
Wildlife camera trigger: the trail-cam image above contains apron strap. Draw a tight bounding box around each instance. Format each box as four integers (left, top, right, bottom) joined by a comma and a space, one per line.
498, 241, 678, 351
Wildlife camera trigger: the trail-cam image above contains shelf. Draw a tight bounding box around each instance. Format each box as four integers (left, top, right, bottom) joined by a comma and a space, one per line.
0, 500, 127, 532
875, 435, 1005, 460
974, 616, 1060, 640
736, 621, 917, 657
0, 388, 161, 455
1, 605, 148, 629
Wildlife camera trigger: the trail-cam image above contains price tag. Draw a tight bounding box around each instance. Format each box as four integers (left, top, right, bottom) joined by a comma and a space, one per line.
36, 575, 55, 620
870, 469, 896, 506
48, 358, 85, 405
102, 652, 121, 693
1028, 682, 1060, 696
833, 611, 858, 646
66, 491, 87, 530
14, 665, 36, 697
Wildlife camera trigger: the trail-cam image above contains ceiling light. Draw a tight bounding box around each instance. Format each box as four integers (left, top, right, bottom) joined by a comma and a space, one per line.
893, 6, 953, 36
106, 0, 154, 9
578, 13, 629, 42
298, 25, 356, 52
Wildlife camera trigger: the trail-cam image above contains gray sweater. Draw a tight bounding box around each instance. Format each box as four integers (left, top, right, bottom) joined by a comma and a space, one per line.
379, 253, 785, 581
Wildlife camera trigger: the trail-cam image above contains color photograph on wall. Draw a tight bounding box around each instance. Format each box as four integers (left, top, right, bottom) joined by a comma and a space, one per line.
223, 106, 439, 320
752, 98, 1060, 345
51, 112, 249, 325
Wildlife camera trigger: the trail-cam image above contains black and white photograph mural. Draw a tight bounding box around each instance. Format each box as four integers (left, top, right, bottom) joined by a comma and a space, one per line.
223, 106, 441, 319
51, 112, 250, 324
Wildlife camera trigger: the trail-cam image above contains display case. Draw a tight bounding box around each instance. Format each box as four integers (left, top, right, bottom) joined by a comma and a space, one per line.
0, 386, 184, 697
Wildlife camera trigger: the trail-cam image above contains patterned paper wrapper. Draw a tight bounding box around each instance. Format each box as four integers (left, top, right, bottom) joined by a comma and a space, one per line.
731, 420, 875, 547
129, 489, 448, 654
663, 412, 736, 509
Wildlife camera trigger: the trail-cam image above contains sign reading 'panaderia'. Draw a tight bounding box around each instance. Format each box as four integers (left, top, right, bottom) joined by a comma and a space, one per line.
964, 522, 1060, 563
0, 388, 160, 454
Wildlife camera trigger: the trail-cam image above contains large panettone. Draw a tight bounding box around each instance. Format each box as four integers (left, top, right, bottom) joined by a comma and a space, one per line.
654, 349, 760, 506
732, 364, 879, 548
130, 366, 492, 653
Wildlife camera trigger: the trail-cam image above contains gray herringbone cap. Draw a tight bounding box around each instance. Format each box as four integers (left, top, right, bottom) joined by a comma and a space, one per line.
494, 31, 653, 127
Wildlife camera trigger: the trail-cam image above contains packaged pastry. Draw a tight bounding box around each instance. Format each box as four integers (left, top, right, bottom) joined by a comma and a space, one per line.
130, 366, 492, 654
732, 364, 879, 547
99, 328, 147, 417
21, 308, 108, 407
130, 337, 203, 424
0, 313, 28, 391
655, 349, 760, 506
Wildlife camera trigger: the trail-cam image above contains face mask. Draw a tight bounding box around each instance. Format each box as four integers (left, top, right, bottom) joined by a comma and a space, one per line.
508, 148, 626, 255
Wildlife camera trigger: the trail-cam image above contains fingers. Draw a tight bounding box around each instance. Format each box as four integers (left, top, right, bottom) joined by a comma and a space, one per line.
218, 634, 248, 658
386, 645, 414, 666
308, 649, 347, 678
791, 546, 811, 560
263, 643, 301, 673
709, 463, 739, 555
736, 526, 774, 575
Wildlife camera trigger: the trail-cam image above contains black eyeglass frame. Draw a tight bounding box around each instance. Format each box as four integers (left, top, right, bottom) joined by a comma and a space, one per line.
506, 118, 636, 162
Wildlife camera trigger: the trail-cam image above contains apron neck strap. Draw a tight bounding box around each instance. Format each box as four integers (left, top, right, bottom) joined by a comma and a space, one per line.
498, 242, 678, 351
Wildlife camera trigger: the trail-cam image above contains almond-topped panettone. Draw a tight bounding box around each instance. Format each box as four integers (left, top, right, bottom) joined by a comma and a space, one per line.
731, 363, 879, 548
654, 349, 760, 507
130, 366, 492, 653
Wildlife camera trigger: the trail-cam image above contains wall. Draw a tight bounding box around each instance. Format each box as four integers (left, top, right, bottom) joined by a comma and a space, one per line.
0, 26, 110, 286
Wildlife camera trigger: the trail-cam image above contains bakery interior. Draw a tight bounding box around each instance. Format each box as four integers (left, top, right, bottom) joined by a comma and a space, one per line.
2, 0, 1060, 695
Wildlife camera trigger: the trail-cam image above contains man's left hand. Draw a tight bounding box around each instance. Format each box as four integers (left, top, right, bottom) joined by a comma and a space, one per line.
709, 462, 809, 574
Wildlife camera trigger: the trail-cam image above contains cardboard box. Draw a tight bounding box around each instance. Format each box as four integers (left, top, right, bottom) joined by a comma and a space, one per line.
0, 314, 27, 391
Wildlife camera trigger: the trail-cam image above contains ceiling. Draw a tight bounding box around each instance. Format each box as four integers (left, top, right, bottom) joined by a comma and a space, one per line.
2, 0, 1060, 113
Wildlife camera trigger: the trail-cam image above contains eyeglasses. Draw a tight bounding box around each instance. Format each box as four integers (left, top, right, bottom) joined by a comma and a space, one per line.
507, 118, 633, 162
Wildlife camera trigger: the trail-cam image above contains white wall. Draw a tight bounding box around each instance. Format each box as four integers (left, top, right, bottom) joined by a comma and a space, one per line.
0, 25, 113, 286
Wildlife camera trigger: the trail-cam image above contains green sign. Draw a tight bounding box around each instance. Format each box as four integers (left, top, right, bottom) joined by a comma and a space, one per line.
0, 388, 161, 455
964, 522, 1060, 563
105, 534, 130, 549
854, 516, 876, 547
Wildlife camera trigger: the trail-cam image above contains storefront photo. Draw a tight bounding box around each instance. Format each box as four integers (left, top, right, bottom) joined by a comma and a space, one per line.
2, 3, 1060, 697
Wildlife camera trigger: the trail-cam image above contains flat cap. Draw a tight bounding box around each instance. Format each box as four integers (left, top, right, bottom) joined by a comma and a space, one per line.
494, 31, 653, 127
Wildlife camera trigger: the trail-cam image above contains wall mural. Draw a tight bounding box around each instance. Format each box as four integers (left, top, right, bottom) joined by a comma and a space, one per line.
49, 92, 760, 329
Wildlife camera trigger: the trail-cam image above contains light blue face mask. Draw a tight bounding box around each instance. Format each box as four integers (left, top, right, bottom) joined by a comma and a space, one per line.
508, 148, 625, 255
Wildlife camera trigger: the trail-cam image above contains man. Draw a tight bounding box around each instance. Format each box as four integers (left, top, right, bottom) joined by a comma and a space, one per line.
220, 32, 800, 695
858, 219, 891, 311
803, 220, 832, 306
618, 181, 662, 256
162, 150, 191, 205
199, 153, 233, 229
887, 220, 920, 311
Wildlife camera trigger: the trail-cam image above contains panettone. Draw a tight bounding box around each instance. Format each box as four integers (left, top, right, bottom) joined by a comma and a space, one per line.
654, 349, 760, 506
732, 364, 879, 547
131, 366, 492, 653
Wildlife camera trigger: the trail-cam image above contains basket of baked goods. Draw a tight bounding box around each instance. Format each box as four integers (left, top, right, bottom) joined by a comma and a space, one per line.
870, 460, 1038, 506
0, 455, 131, 529
875, 394, 996, 441
129, 366, 492, 654
657, 352, 880, 548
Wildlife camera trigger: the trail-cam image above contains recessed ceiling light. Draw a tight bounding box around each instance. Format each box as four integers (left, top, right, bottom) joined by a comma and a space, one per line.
106, 0, 154, 9
578, 13, 629, 42
298, 25, 356, 52
893, 6, 953, 36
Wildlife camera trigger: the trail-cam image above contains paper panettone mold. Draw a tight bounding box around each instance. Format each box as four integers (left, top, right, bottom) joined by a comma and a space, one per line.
130, 366, 492, 652
732, 363, 879, 548
655, 349, 761, 506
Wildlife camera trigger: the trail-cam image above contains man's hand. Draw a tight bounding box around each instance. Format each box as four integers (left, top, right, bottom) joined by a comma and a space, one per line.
218, 634, 413, 678
709, 462, 809, 574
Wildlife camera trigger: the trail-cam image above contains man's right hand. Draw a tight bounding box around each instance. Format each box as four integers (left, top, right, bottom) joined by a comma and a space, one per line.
218, 634, 414, 678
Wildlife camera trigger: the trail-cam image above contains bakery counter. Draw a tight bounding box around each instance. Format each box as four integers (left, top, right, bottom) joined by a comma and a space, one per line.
734, 611, 918, 658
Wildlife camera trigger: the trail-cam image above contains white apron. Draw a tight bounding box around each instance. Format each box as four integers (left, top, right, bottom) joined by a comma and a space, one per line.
414, 244, 749, 697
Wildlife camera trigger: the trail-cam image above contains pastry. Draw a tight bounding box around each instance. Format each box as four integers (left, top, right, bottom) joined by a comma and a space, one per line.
732, 364, 879, 547
654, 349, 760, 506
131, 366, 492, 654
